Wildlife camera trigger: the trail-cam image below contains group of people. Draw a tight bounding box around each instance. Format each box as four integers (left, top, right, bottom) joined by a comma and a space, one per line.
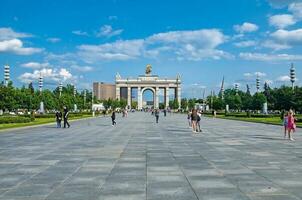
187, 109, 202, 133
55, 107, 70, 128
283, 110, 297, 141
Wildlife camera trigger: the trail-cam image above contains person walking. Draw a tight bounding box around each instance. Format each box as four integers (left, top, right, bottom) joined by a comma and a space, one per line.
155, 109, 159, 123
282, 112, 288, 139
163, 109, 167, 117
196, 111, 202, 132
55, 110, 62, 128
287, 110, 296, 141
191, 109, 198, 133
111, 110, 116, 126
63, 107, 70, 128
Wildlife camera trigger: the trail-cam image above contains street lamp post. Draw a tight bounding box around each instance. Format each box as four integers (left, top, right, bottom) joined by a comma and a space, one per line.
59, 82, 63, 97
39, 72, 44, 114
235, 83, 239, 95
290, 63, 295, 91
73, 85, 77, 112
4, 64, 10, 87
256, 75, 260, 93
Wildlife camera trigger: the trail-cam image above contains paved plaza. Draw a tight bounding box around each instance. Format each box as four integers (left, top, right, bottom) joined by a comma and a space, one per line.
0, 113, 302, 200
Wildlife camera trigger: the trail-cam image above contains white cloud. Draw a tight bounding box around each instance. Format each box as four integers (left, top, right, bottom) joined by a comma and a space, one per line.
277, 75, 291, 82
47, 37, 61, 43
0, 39, 43, 55
0, 27, 32, 40
239, 52, 302, 61
96, 25, 123, 38
243, 72, 253, 77
271, 29, 302, 45
21, 62, 51, 69
265, 79, 274, 85
18, 68, 73, 84
71, 65, 94, 72
234, 40, 257, 48
255, 72, 266, 77
72, 30, 89, 36
146, 29, 231, 61
268, 0, 296, 8
262, 40, 291, 50
77, 39, 144, 62
289, 2, 302, 19
269, 14, 296, 28
77, 29, 231, 62
233, 22, 259, 33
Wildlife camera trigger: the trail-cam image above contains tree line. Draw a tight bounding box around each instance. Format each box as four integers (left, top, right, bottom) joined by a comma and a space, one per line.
180, 84, 302, 112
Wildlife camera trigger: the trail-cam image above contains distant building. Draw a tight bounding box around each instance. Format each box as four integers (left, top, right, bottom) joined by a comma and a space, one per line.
93, 82, 116, 100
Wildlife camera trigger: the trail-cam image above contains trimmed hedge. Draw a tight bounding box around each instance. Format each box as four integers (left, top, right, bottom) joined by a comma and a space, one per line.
0, 116, 35, 124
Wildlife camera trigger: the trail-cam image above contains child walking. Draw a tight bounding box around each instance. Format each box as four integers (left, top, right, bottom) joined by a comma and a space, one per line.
287, 110, 296, 141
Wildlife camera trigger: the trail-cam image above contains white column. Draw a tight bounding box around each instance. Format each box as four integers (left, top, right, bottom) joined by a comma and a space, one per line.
137, 87, 142, 110
127, 87, 131, 109
155, 87, 159, 109
165, 87, 169, 108
177, 86, 181, 109
116, 86, 120, 100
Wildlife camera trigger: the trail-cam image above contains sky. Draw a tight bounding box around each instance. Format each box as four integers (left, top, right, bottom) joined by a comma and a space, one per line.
0, 0, 302, 98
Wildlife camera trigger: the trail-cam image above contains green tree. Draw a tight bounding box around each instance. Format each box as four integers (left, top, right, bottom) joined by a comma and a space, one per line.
251, 93, 266, 111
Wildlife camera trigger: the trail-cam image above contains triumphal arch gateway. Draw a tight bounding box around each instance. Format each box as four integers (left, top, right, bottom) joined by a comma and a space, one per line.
115, 65, 181, 109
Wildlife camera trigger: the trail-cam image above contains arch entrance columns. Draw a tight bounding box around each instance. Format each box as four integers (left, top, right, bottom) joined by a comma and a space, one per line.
115, 67, 181, 110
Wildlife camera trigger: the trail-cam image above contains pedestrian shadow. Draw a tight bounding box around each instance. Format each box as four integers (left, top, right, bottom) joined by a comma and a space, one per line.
251, 136, 285, 141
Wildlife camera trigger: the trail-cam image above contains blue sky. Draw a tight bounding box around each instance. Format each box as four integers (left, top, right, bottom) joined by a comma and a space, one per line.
0, 0, 302, 98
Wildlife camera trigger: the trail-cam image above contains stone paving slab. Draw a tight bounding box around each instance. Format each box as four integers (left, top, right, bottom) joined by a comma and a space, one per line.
0, 113, 301, 199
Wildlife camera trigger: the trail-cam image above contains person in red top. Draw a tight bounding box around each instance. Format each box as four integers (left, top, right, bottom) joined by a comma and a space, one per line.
287, 110, 296, 141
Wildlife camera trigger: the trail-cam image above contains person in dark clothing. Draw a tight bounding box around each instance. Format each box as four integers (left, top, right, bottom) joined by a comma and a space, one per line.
111, 110, 116, 126
63, 107, 70, 128
155, 109, 159, 123
55, 110, 62, 128
163, 109, 167, 117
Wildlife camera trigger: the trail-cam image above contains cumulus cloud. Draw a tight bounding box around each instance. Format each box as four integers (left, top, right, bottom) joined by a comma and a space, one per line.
21, 62, 51, 69
239, 52, 302, 61
234, 40, 257, 48
77, 39, 144, 63
255, 72, 267, 77
269, 14, 296, 28
262, 40, 291, 50
77, 29, 231, 62
289, 2, 302, 19
0, 27, 32, 40
0, 39, 43, 55
243, 73, 253, 77
18, 68, 73, 84
271, 29, 302, 45
47, 37, 61, 43
72, 30, 89, 36
233, 22, 259, 33
277, 75, 291, 82
96, 25, 123, 38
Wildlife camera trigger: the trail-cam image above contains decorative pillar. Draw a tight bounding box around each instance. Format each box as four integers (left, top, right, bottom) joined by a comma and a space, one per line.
177, 86, 181, 109
116, 86, 120, 100
127, 87, 131, 109
155, 87, 159, 109
165, 87, 169, 108
137, 87, 142, 110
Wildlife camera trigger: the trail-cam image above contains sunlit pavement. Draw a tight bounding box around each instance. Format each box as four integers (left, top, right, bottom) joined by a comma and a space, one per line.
0, 112, 301, 200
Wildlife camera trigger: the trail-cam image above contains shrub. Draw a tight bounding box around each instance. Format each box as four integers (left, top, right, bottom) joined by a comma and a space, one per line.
0, 116, 35, 124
